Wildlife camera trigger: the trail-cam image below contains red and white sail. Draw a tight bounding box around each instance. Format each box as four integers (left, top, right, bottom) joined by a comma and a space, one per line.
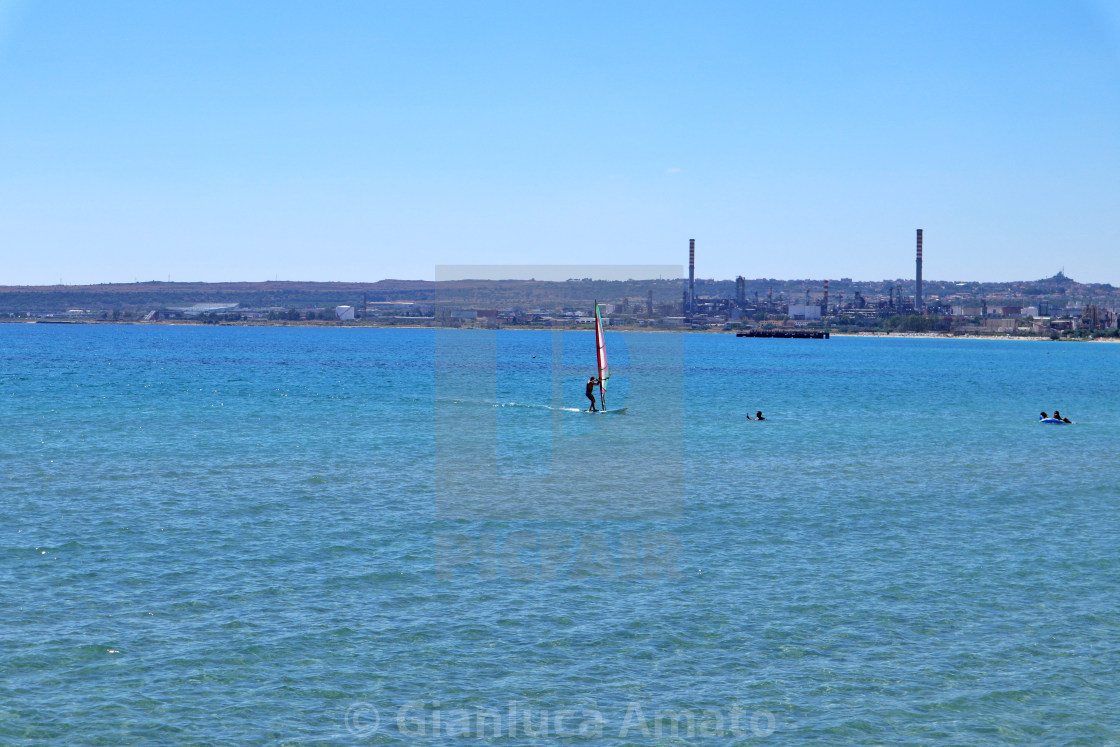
594, 302, 609, 409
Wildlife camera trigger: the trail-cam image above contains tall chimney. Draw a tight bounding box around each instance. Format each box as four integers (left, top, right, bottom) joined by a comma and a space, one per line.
915, 229, 924, 312
688, 239, 695, 314
822, 280, 829, 313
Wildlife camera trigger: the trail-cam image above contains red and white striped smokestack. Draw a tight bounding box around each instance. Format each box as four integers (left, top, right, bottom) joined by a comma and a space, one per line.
823, 280, 829, 312
915, 229, 924, 310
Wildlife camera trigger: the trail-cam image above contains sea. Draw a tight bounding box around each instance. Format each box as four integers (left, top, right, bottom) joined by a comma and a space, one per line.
3, 323, 1119, 745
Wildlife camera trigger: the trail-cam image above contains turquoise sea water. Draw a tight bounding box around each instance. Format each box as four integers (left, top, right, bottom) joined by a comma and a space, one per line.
3, 324, 1119, 744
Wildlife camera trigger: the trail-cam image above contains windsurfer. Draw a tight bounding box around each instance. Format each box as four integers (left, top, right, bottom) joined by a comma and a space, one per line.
586, 376, 600, 411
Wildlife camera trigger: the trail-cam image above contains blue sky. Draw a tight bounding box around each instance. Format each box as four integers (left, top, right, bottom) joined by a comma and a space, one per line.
2, 1, 1118, 285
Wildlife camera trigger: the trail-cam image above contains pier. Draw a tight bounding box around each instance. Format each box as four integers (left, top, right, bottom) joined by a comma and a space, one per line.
736, 329, 830, 339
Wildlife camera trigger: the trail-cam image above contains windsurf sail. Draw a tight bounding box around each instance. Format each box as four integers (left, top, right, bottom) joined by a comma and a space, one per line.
594, 301, 609, 410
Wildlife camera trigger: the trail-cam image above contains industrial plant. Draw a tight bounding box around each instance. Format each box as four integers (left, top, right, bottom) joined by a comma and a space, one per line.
674, 233, 1119, 336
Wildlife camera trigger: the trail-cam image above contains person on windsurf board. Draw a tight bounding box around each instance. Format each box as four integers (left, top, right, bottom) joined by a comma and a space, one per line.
586, 376, 600, 411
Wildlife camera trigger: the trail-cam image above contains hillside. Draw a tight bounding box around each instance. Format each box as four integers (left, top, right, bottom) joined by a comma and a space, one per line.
0, 273, 1115, 315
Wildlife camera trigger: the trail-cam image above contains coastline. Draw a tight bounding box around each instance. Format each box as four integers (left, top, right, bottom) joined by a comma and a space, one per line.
6, 318, 1119, 340
832, 331, 1120, 342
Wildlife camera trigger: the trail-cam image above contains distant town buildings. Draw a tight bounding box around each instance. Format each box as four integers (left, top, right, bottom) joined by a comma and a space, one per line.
1, 266, 1117, 337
